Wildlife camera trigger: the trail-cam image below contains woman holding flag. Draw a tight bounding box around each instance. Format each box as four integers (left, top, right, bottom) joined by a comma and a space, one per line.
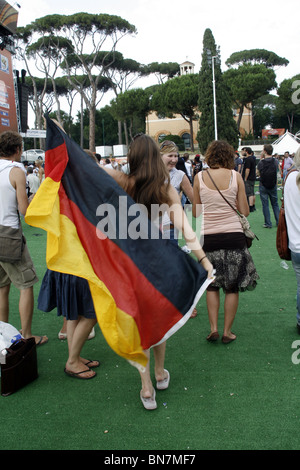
27, 120, 214, 411
103, 134, 214, 410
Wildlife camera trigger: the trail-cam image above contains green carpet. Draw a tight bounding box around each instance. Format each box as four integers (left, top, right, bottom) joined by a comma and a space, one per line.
1, 188, 299, 451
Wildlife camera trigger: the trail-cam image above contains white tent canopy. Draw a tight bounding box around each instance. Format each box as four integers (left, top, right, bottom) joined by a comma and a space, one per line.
272, 131, 300, 155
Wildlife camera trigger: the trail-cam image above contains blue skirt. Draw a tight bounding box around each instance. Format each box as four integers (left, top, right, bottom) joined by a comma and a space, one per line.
38, 270, 96, 320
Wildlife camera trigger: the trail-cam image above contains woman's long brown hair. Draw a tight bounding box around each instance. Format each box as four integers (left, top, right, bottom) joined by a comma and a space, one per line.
126, 134, 171, 214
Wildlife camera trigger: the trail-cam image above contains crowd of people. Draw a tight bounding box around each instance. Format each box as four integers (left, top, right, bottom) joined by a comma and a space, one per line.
22, 159, 45, 198
0, 128, 299, 412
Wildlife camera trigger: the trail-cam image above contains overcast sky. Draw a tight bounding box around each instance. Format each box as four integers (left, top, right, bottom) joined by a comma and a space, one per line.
15, 0, 299, 109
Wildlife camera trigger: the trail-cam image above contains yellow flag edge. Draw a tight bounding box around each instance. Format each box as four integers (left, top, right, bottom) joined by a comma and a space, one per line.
25, 177, 147, 371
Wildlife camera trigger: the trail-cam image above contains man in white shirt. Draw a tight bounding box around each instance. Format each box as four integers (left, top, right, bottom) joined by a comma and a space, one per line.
27, 166, 40, 196
0, 131, 47, 346
283, 151, 294, 180
183, 153, 193, 180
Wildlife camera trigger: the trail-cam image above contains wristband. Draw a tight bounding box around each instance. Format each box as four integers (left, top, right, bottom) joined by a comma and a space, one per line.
199, 256, 207, 263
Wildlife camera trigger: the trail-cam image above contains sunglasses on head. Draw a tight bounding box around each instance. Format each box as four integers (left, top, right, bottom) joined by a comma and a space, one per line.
159, 140, 177, 150
132, 133, 144, 141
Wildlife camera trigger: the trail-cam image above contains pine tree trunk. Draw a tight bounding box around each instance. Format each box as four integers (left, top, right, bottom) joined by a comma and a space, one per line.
189, 118, 194, 151
237, 106, 244, 135
118, 121, 122, 145
89, 105, 96, 152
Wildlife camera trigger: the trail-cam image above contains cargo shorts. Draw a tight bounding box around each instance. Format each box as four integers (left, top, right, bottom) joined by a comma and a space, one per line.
0, 240, 38, 290
244, 179, 255, 198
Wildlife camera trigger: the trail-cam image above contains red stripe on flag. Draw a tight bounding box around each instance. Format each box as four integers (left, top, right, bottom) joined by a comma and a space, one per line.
59, 192, 183, 348
45, 143, 68, 182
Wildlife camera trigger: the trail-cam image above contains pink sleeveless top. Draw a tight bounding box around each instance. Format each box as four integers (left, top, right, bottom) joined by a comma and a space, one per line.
198, 170, 243, 235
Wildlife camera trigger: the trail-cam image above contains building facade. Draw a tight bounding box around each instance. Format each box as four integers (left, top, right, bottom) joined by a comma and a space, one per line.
146, 60, 253, 151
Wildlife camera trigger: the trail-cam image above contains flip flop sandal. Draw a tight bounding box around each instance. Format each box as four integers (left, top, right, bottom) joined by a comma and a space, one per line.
84, 360, 100, 368
222, 334, 236, 344
140, 389, 157, 410
64, 368, 96, 380
206, 332, 220, 342
36, 335, 49, 346
58, 331, 67, 340
156, 369, 170, 390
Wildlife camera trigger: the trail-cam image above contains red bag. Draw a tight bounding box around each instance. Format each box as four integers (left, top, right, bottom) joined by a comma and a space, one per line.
276, 169, 297, 261
276, 200, 291, 260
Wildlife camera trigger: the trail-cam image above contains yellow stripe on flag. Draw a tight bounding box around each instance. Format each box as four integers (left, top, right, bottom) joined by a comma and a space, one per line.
25, 178, 147, 369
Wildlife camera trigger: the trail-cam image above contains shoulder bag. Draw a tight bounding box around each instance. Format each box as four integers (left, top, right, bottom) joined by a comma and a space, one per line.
276, 169, 297, 260
206, 170, 258, 248
0, 213, 25, 263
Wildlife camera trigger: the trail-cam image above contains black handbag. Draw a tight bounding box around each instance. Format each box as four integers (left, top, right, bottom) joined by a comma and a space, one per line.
1, 338, 38, 397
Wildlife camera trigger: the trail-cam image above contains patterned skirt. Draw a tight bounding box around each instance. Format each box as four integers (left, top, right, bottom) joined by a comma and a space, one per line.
203, 233, 259, 293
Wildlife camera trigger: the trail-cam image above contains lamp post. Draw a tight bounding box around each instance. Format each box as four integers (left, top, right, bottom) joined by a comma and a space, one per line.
212, 55, 218, 141
206, 49, 219, 141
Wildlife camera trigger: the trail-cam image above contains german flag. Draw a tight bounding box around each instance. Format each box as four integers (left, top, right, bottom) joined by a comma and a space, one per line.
25, 116, 212, 369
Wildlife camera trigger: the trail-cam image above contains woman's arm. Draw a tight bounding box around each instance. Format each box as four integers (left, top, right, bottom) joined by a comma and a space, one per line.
236, 172, 250, 216
101, 165, 127, 186
180, 174, 194, 203
167, 185, 213, 277
192, 173, 202, 218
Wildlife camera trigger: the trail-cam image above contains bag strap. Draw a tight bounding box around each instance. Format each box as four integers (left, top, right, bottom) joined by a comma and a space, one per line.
206, 169, 243, 218
283, 168, 297, 189
206, 169, 259, 241
281, 168, 298, 208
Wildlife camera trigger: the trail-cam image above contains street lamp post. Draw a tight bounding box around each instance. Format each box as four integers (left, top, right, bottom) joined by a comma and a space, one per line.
212, 56, 218, 141
206, 49, 218, 141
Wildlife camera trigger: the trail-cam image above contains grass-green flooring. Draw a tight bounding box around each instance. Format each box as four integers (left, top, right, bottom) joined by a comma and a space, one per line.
1, 187, 300, 450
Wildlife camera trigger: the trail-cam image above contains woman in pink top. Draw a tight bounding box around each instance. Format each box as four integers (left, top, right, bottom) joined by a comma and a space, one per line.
193, 140, 259, 343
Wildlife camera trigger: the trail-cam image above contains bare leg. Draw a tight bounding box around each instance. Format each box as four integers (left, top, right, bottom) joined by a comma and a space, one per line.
60, 317, 67, 335
65, 317, 97, 378
223, 292, 239, 339
0, 284, 10, 322
139, 349, 152, 398
153, 342, 167, 382
139, 342, 168, 398
19, 287, 34, 339
59, 316, 94, 340
206, 290, 220, 333
3, 285, 48, 345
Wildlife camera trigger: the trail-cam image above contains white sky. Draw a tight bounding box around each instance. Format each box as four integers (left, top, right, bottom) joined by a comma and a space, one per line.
14, 0, 299, 112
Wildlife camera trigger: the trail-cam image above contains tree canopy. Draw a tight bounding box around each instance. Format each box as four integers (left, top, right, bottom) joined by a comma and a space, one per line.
16, 12, 137, 150
225, 49, 289, 68
223, 48, 284, 132
151, 74, 199, 150
197, 29, 238, 152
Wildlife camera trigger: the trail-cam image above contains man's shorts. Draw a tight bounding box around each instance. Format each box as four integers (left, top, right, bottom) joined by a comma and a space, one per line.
244, 180, 255, 198
0, 240, 39, 290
